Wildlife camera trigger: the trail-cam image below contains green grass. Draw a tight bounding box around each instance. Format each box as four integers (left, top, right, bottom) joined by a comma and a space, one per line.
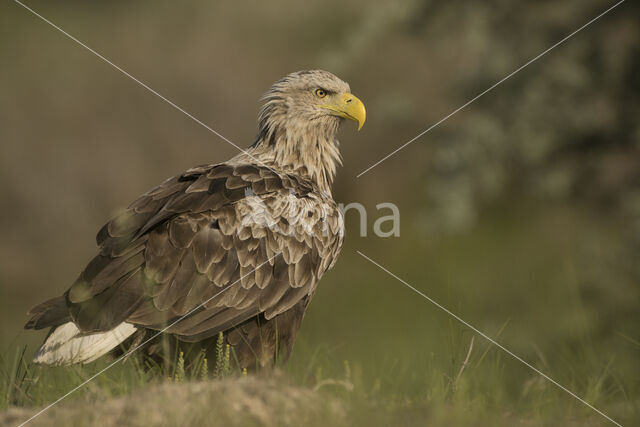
2, 327, 633, 426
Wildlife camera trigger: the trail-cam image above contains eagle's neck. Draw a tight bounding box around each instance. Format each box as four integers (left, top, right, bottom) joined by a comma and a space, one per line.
248, 118, 342, 194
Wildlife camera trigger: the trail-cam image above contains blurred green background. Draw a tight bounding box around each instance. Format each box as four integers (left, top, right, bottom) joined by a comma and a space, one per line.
1, 0, 639, 425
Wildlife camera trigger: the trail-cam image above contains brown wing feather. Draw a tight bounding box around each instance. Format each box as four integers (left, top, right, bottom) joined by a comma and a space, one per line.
26, 163, 344, 344
24, 296, 70, 330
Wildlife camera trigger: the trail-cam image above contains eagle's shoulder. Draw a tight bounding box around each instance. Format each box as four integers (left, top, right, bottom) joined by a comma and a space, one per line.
95, 163, 322, 252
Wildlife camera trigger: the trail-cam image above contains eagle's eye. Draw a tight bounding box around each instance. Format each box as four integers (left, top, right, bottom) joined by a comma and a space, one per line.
314, 88, 327, 98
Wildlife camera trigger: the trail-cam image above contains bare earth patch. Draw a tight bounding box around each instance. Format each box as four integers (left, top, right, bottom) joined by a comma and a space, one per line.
1, 377, 346, 427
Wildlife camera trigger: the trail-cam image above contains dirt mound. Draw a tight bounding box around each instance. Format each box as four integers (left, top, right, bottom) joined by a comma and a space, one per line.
2, 377, 346, 427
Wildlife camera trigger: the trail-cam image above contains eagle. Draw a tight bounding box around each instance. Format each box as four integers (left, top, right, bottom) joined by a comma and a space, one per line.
25, 70, 365, 369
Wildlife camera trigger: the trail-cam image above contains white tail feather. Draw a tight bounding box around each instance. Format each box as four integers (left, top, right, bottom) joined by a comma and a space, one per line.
33, 322, 137, 365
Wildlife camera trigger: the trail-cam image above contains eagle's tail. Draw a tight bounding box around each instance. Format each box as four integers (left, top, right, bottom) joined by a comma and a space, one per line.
33, 322, 137, 365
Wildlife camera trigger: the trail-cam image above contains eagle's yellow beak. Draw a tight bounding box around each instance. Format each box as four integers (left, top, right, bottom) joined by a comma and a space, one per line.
318, 93, 366, 131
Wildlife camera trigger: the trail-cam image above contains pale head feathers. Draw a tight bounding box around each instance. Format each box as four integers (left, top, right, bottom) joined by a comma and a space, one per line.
241, 70, 353, 192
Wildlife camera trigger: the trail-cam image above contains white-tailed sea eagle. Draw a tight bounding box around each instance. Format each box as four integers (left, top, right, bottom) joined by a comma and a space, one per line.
25, 70, 366, 369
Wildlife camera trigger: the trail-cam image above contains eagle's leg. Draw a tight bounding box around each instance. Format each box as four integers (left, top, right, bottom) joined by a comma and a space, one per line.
227, 296, 310, 371
125, 296, 310, 374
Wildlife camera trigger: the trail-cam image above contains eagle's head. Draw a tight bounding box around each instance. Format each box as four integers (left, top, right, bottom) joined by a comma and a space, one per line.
257, 70, 366, 141
251, 70, 365, 190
